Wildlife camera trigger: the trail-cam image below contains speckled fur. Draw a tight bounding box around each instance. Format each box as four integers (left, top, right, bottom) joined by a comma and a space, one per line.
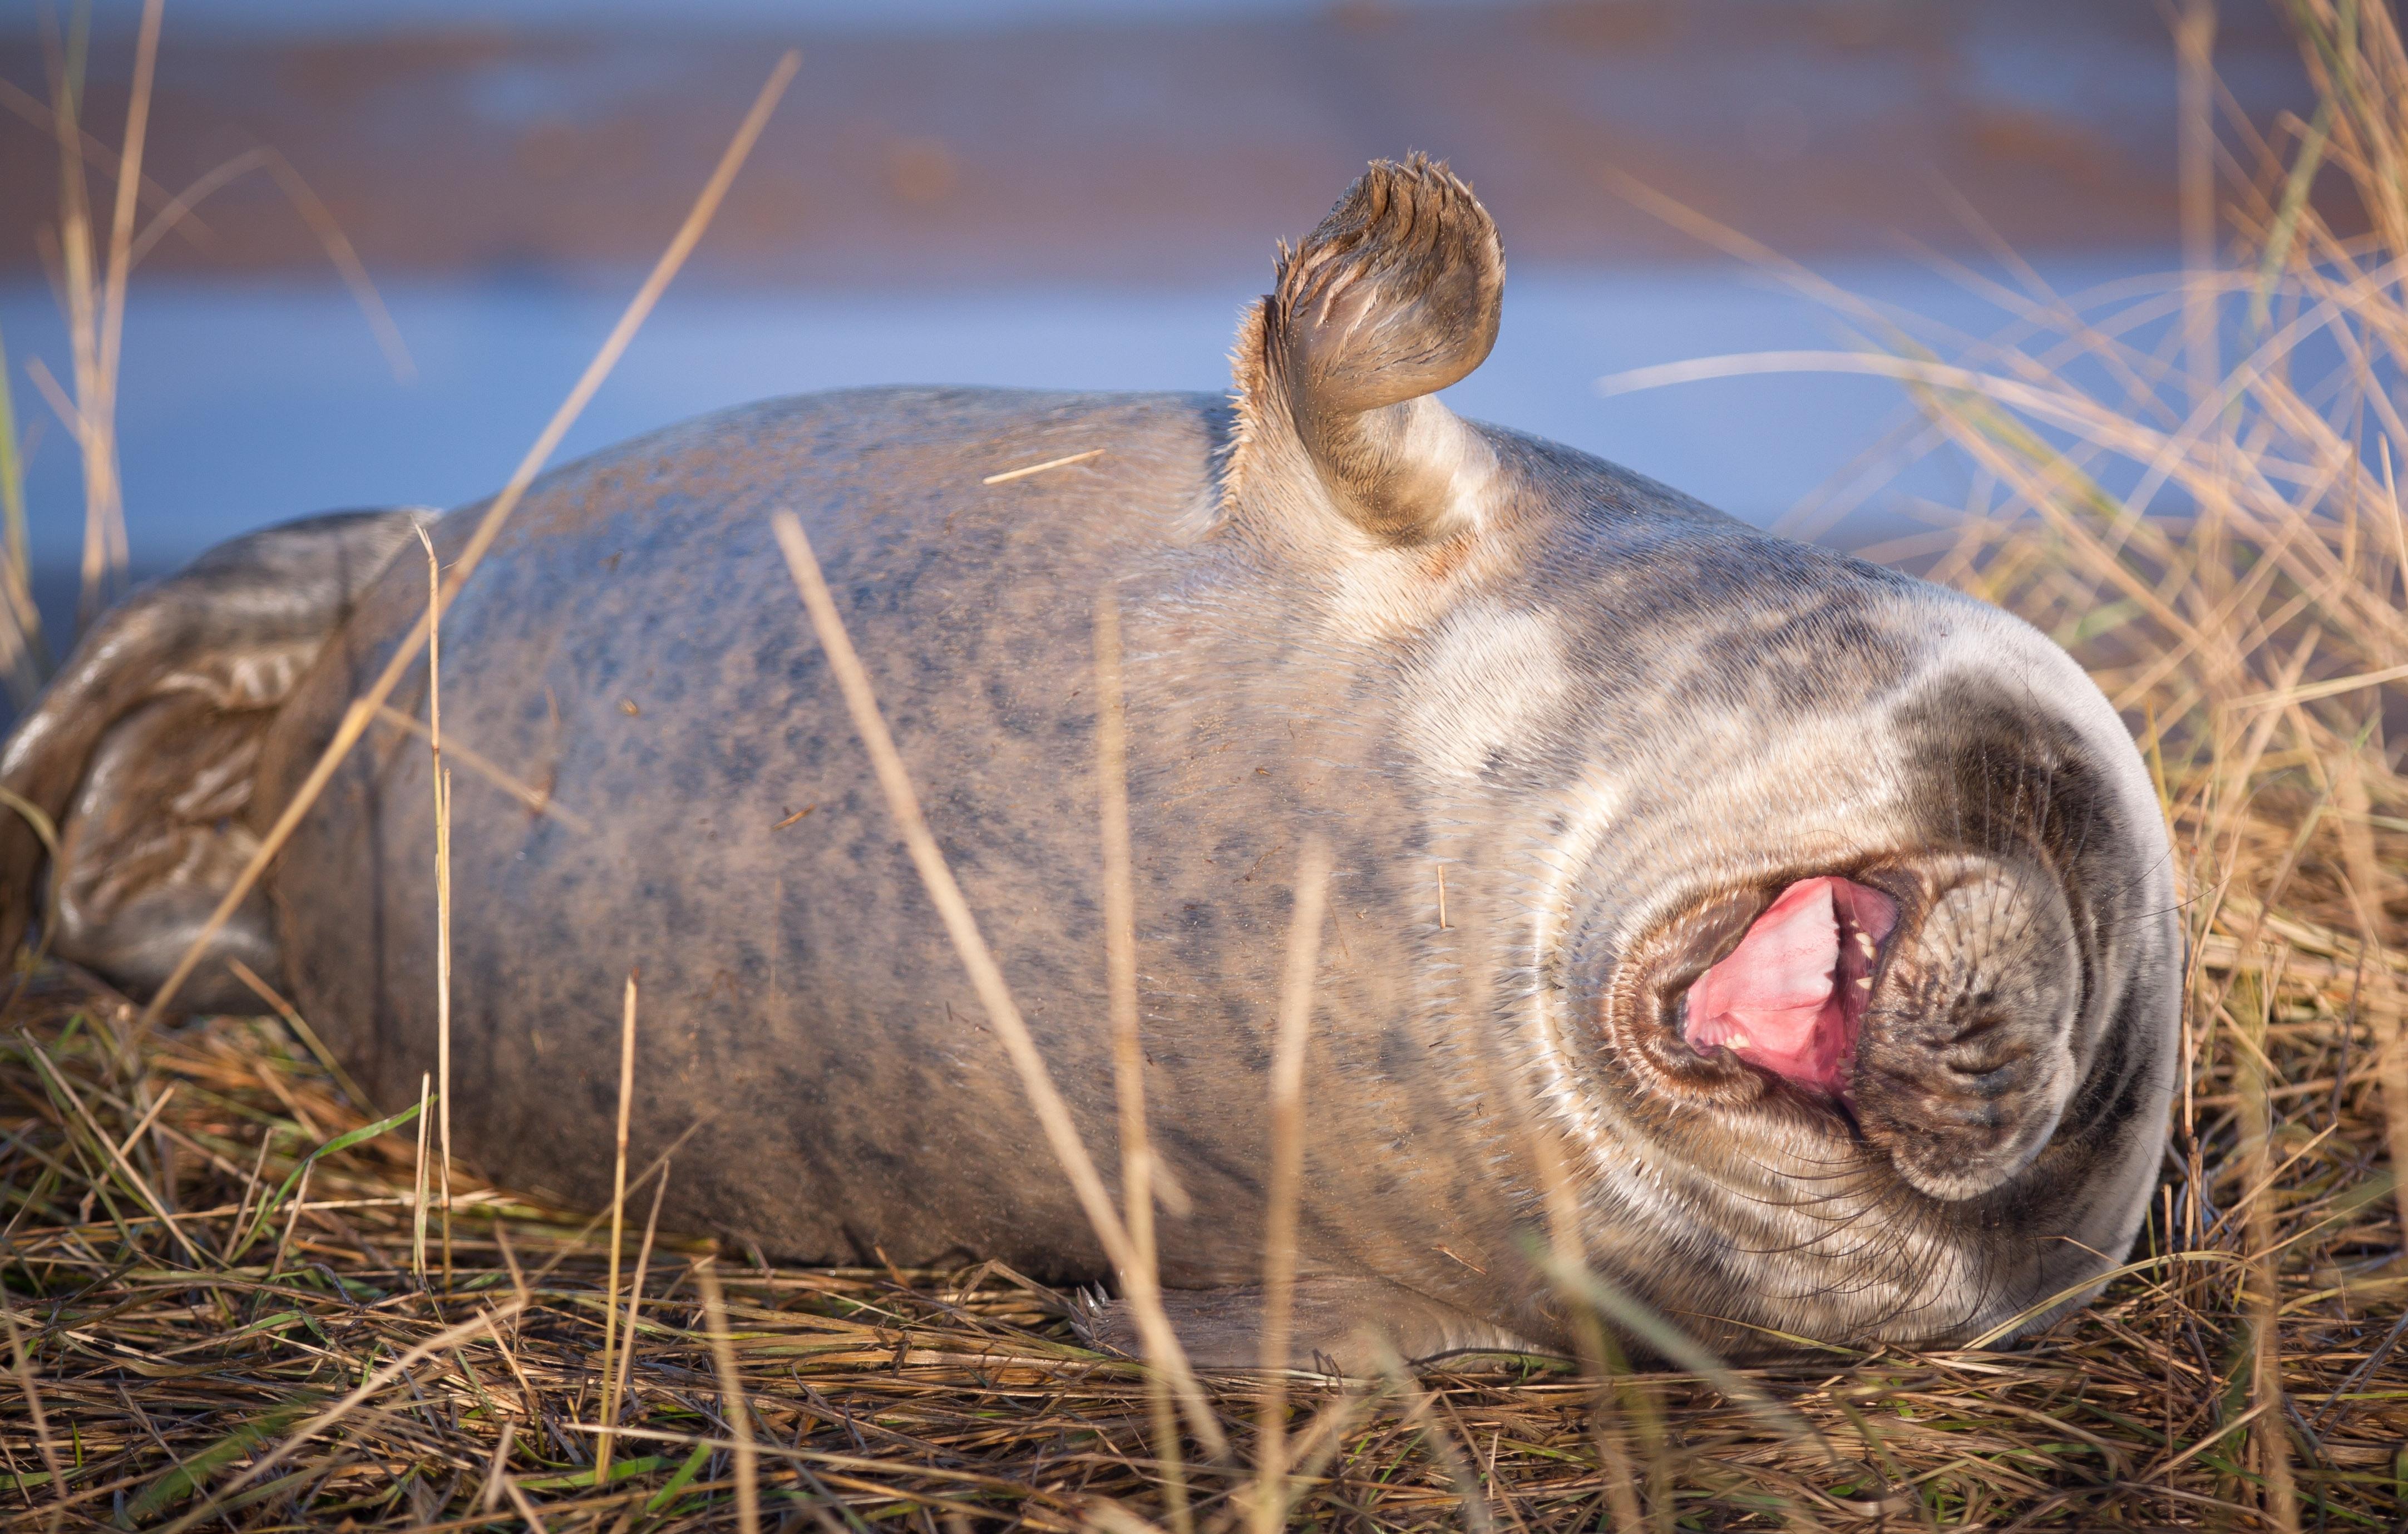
6, 162, 2179, 1372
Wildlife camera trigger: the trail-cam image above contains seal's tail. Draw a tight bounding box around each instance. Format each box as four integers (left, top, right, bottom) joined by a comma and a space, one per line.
0, 509, 432, 1012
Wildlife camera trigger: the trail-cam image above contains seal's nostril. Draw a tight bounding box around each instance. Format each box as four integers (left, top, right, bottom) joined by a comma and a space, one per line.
1948, 1011, 2016, 1047
1849, 859, 2084, 1201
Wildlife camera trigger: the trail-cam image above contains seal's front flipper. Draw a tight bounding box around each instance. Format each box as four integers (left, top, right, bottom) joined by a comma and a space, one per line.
1075, 1275, 1547, 1378
0, 509, 433, 1012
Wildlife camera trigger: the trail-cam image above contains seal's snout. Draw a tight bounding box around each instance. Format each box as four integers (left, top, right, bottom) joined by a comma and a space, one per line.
1850, 859, 2083, 1202
1654, 854, 2088, 1203
1681, 876, 1896, 1096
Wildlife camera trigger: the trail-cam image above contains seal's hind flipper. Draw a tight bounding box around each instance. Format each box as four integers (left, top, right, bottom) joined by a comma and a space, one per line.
0, 509, 433, 1012
1074, 1275, 1547, 1378
1231, 154, 1505, 545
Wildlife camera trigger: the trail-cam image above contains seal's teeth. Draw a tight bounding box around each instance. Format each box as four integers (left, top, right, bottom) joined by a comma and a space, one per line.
1853, 931, 1876, 956
1855, 976, 1873, 989
1726, 1030, 1750, 1049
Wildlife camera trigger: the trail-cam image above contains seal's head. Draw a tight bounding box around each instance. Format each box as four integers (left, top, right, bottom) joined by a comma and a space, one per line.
1227, 157, 2180, 1354
1556, 625, 2180, 1350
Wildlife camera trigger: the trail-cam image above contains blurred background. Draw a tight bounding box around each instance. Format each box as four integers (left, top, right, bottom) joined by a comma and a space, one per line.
0, 0, 2334, 642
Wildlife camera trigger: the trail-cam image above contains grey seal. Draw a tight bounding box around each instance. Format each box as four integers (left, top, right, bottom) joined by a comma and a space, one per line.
0, 157, 2179, 1368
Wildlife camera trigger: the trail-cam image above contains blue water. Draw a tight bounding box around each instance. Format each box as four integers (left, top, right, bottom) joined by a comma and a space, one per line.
1, 254, 2172, 629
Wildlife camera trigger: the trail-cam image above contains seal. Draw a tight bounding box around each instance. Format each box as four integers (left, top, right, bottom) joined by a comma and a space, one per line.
0, 157, 2180, 1369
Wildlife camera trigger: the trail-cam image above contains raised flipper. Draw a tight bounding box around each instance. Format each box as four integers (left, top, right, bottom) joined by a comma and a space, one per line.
1232, 154, 1505, 546
0, 509, 433, 1012
1075, 1274, 1552, 1378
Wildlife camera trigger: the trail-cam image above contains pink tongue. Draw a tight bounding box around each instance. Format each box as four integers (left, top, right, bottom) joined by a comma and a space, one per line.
1684, 876, 1853, 1094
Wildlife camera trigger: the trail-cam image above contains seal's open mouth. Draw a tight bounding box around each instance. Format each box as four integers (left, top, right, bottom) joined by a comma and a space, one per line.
1680, 877, 1899, 1097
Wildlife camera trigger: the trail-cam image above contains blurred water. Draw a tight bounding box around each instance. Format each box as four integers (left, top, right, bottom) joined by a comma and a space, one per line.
52, 0, 1544, 36
1, 253, 2171, 636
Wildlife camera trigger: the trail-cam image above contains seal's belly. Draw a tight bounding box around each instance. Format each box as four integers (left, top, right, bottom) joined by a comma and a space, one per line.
267, 388, 1294, 1279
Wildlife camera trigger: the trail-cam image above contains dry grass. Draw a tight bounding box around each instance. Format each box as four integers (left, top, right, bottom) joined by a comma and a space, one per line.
2, 935, 2403, 1533
9, 1, 2408, 1529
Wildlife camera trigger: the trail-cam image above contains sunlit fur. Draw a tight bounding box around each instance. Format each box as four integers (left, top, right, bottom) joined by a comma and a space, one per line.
1225, 159, 2179, 1357
0, 159, 2180, 1370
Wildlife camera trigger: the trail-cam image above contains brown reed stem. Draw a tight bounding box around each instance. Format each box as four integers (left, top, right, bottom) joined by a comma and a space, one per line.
1094, 589, 1193, 1532
0, 1281, 64, 1534
95, 0, 161, 434
2238, 963, 2302, 1534
699, 1259, 762, 1534
410, 1071, 430, 1285
599, 969, 638, 1478
611, 1158, 672, 1432
771, 508, 1228, 1458
1529, 1127, 1646, 1534
1251, 836, 1330, 1534
419, 525, 455, 1289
